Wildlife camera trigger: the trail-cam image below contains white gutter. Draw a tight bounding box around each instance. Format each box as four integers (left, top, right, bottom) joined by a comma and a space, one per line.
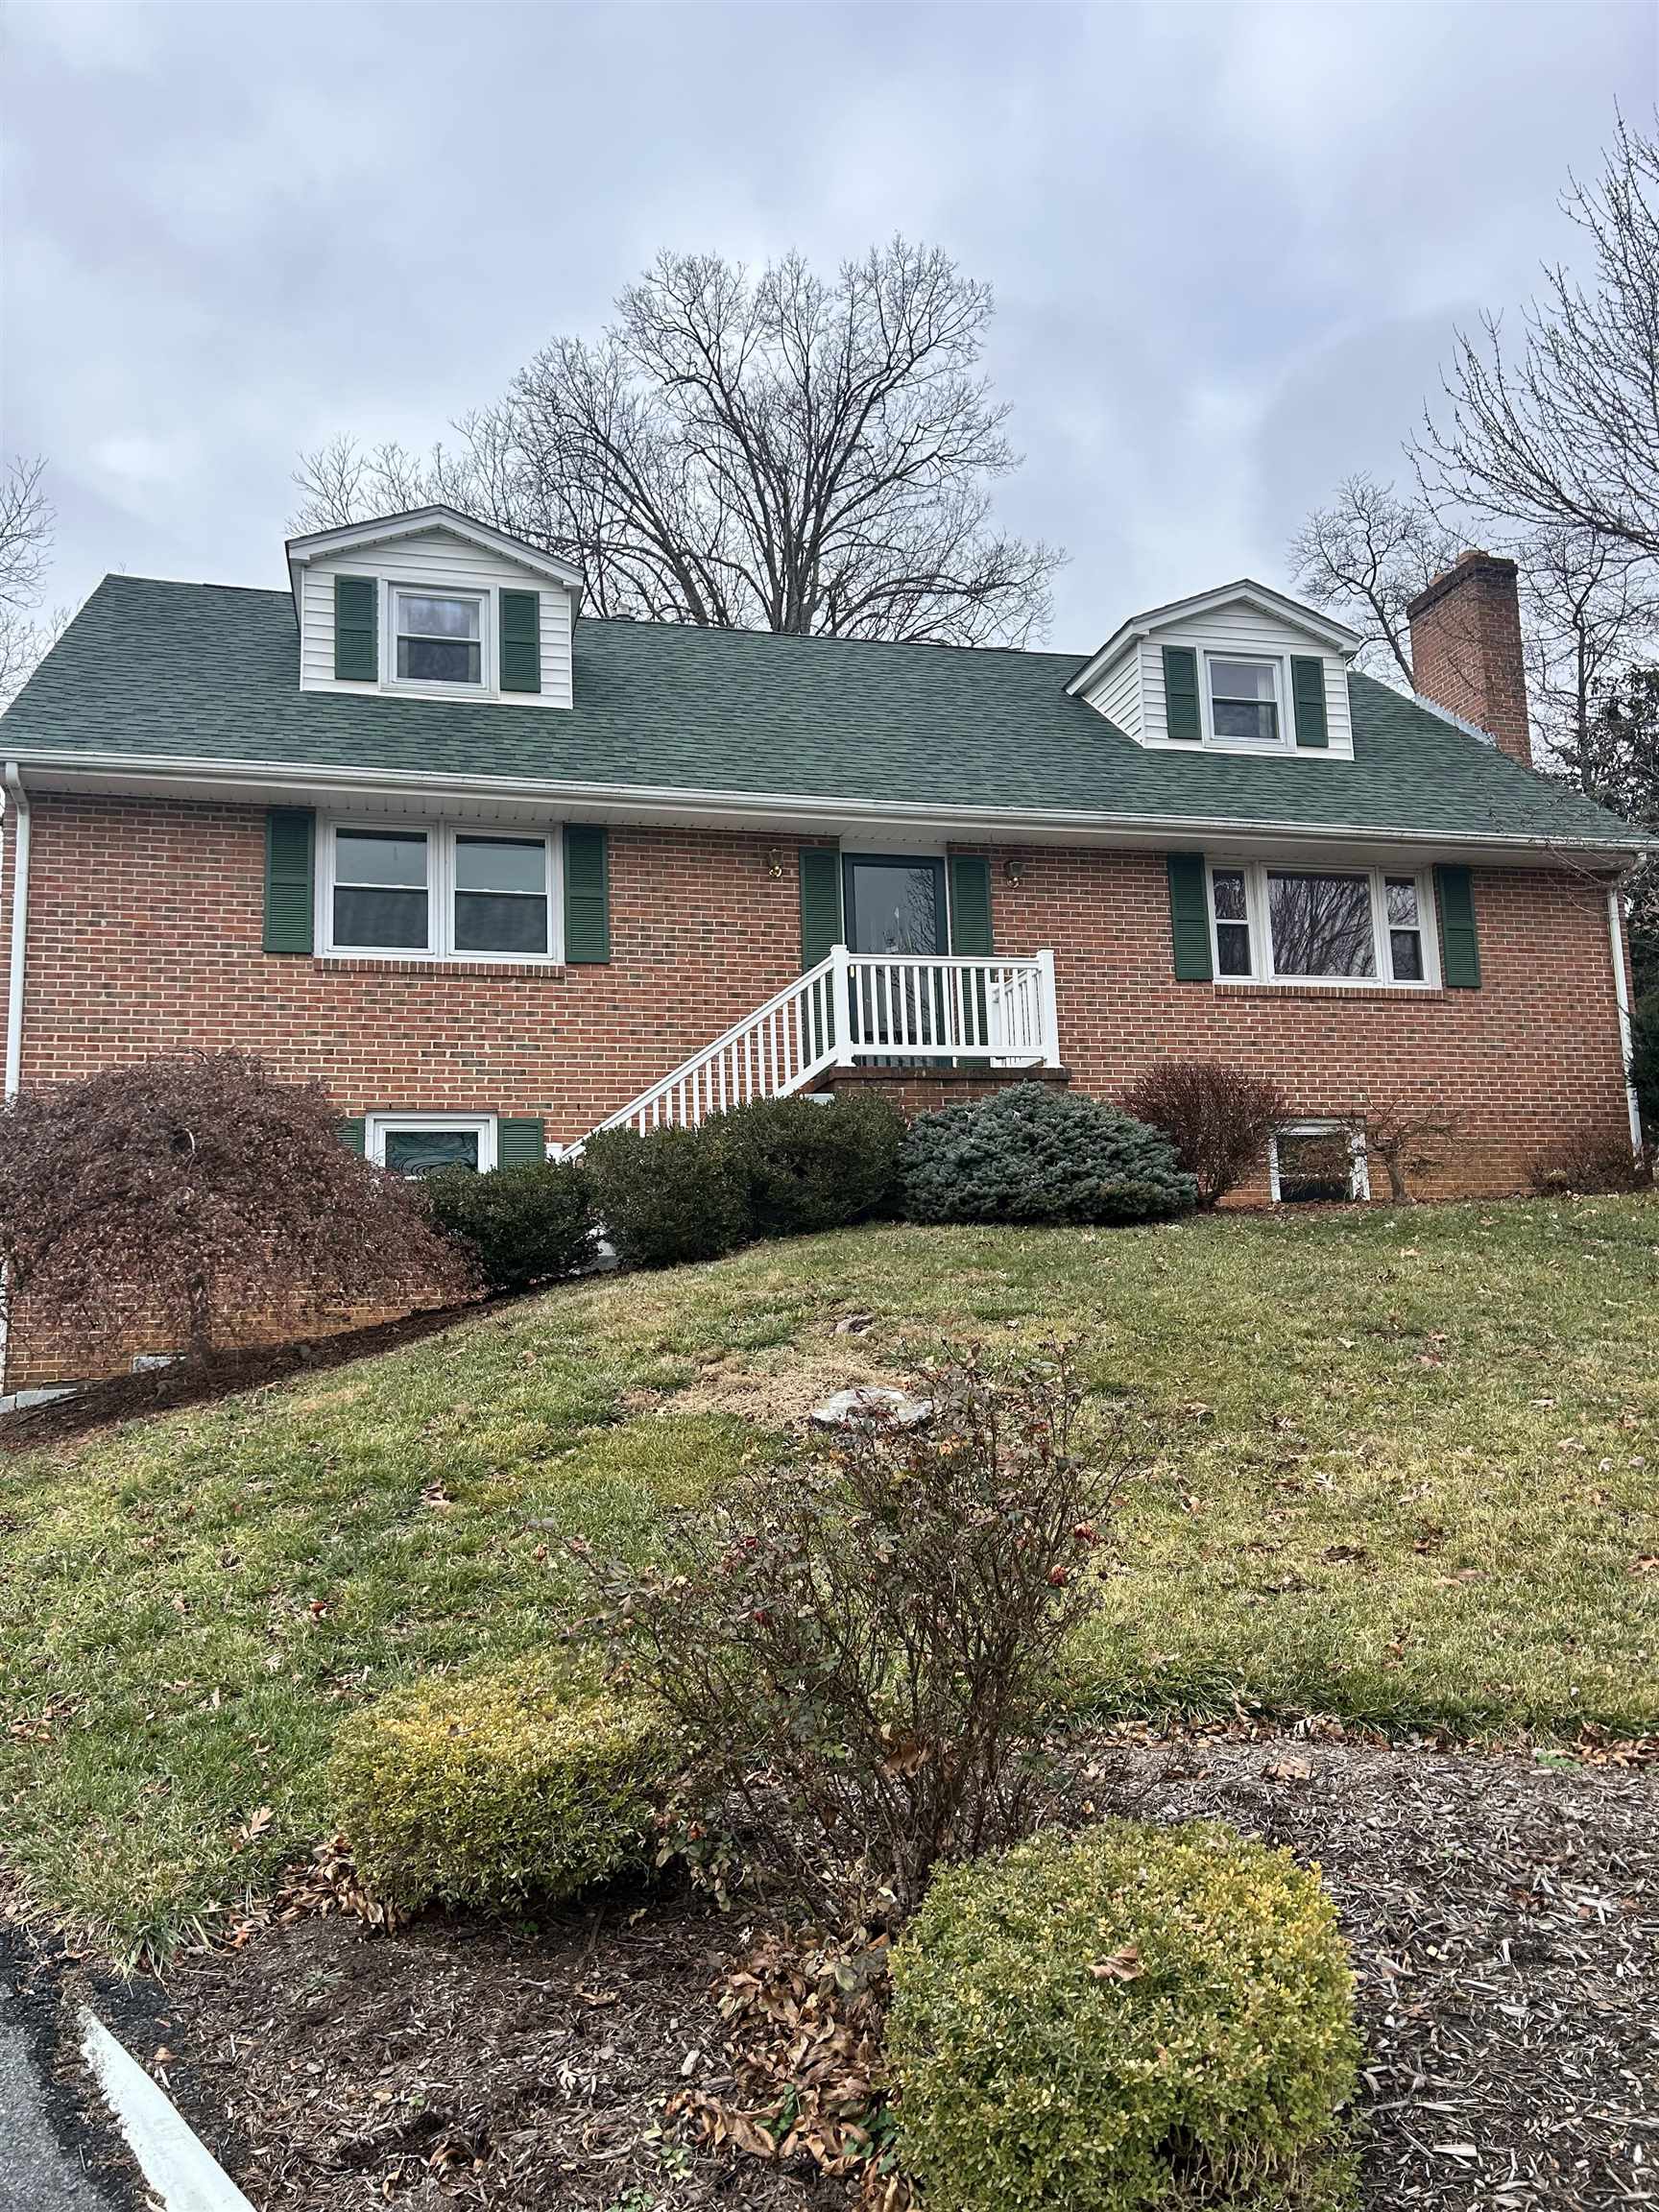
0, 746, 1648, 864
1607, 885, 1644, 1152
4, 759, 30, 1100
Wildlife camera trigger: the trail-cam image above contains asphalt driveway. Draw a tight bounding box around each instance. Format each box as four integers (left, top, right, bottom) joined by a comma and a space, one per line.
0, 1959, 125, 2212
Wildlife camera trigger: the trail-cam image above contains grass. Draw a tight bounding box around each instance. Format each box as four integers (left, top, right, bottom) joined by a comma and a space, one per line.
1, 1194, 1655, 1958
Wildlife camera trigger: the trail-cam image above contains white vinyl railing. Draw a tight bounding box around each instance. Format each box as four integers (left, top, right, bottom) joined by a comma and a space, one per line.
571, 946, 1059, 1148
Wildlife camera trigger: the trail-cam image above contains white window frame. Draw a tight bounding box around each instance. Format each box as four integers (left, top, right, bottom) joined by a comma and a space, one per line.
1203, 651, 1289, 751
320, 817, 563, 966
1269, 1121, 1370, 1204
367, 1112, 497, 1174
1205, 858, 1441, 990
386, 585, 493, 696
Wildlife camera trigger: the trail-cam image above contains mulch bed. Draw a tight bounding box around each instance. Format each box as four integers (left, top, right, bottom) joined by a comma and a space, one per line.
77, 1736, 1655, 2211
0, 1296, 502, 1454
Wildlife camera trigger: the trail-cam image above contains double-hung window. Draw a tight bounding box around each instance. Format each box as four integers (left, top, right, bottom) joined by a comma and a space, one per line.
324, 821, 558, 962
393, 590, 483, 686
1207, 861, 1438, 987
1208, 658, 1281, 745
332, 829, 432, 951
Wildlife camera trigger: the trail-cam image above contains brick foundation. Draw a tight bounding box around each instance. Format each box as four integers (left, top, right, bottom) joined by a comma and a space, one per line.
0, 790, 1638, 1385
821, 1065, 1071, 1117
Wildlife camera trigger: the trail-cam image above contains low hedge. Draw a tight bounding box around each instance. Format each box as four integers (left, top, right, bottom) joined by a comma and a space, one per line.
888, 1818, 1360, 2211
421, 1158, 594, 1292
328, 1664, 676, 1913
902, 1083, 1199, 1226
718, 1090, 903, 1238
584, 1093, 903, 1266
583, 1121, 751, 1267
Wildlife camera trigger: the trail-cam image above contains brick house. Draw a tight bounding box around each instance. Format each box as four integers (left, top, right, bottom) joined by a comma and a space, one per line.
0, 509, 1648, 1388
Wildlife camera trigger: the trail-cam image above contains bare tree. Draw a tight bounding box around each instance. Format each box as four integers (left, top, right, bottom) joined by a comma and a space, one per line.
1286, 472, 1457, 685
0, 455, 65, 705
293, 240, 1063, 645
1361, 1094, 1464, 1203
1520, 525, 1657, 762
1287, 474, 1656, 764
1414, 114, 1659, 565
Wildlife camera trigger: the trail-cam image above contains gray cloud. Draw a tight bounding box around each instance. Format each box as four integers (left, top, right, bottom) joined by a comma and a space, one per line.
5, 0, 1653, 653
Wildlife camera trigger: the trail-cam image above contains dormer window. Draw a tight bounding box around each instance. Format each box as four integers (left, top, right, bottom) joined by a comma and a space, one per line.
394, 590, 483, 685
1065, 581, 1360, 755
1208, 658, 1281, 746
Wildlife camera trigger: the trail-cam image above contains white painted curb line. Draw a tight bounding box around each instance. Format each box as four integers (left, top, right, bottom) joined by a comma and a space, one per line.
78, 2007, 255, 2212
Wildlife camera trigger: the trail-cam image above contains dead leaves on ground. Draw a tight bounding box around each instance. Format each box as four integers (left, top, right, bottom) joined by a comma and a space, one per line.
668, 1929, 909, 2203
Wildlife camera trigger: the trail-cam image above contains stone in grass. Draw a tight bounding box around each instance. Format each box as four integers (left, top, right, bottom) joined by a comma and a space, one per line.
810, 1385, 932, 1431
833, 1312, 876, 1335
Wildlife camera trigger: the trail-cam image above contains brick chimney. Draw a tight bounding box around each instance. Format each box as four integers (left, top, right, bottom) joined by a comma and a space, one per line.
1406, 549, 1531, 766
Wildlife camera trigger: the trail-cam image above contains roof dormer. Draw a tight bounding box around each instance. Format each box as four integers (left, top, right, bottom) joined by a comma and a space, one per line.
285, 506, 584, 709
1067, 580, 1362, 758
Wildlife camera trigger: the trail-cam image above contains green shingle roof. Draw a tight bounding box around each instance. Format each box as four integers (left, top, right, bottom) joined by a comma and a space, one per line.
0, 573, 1644, 852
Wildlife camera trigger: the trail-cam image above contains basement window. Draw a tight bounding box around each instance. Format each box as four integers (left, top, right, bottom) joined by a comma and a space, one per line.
368, 1113, 497, 1175
1270, 1122, 1369, 1204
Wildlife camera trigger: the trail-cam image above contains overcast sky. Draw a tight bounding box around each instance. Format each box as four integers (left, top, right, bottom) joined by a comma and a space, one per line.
5, 0, 1654, 655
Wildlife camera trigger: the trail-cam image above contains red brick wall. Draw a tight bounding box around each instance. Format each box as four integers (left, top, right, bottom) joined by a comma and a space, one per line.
1406, 551, 1531, 767
0, 791, 1637, 1382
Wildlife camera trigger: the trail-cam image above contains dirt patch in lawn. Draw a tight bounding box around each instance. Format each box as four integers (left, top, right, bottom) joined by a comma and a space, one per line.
673, 1339, 910, 1430
124, 1738, 1656, 2212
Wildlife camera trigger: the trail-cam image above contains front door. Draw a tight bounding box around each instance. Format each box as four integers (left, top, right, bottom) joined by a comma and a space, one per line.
841, 854, 948, 1057
841, 854, 947, 958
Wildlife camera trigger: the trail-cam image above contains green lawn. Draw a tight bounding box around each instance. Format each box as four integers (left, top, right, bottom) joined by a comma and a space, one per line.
2, 1196, 1655, 1960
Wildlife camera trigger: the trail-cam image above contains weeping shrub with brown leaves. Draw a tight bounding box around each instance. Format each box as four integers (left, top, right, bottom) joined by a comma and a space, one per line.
0, 1051, 475, 1372
1117, 1059, 1288, 1209
576, 1346, 1143, 1925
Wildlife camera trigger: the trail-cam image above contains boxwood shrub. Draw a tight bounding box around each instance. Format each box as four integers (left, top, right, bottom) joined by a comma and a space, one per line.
902, 1083, 1198, 1226
421, 1158, 594, 1292
583, 1093, 904, 1265
717, 1090, 903, 1238
582, 1121, 751, 1267
888, 1818, 1360, 2212
328, 1664, 677, 1913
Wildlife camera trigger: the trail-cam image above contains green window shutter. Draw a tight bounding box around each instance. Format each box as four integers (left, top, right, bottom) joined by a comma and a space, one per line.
1163, 645, 1201, 741
948, 854, 993, 955
563, 825, 611, 963
496, 1116, 546, 1167
1291, 657, 1329, 749
340, 1117, 367, 1157
1434, 864, 1481, 988
799, 845, 842, 969
263, 807, 315, 954
1166, 852, 1214, 982
334, 575, 377, 684
499, 589, 541, 693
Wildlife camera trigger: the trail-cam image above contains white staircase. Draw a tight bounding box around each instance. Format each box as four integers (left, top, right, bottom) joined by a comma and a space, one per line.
564, 946, 1059, 1153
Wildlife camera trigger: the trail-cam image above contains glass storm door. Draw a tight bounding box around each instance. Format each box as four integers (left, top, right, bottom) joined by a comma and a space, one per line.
842, 854, 947, 1054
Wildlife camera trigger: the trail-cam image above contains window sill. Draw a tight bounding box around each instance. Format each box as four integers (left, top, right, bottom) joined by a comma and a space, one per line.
315, 954, 567, 979
1214, 980, 1447, 1004
1136, 739, 1355, 759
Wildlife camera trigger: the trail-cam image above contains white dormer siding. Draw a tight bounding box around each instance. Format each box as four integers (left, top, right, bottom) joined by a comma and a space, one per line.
300, 532, 574, 707
291, 518, 579, 709
1083, 643, 1145, 738
1070, 581, 1360, 760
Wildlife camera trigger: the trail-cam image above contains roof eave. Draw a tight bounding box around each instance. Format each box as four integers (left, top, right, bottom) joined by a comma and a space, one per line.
1065, 579, 1363, 699
4, 744, 1647, 866
284, 505, 586, 616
